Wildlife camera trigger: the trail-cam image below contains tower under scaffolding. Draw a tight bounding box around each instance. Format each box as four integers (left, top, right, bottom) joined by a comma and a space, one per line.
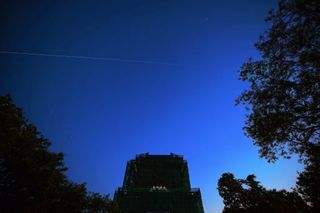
114, 153, 204, 213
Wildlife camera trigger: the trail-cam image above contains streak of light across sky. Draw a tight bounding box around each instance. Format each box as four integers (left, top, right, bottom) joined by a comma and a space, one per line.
0, 50, 177, 65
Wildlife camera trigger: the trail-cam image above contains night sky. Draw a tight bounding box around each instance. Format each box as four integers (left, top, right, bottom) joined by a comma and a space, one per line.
0, 1, 302, 212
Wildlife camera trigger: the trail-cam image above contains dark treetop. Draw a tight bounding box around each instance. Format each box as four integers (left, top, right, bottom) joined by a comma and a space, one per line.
237, 0, 320, 162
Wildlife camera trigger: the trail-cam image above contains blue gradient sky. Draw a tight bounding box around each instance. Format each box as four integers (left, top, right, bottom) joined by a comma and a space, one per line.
0, 1, 302, 212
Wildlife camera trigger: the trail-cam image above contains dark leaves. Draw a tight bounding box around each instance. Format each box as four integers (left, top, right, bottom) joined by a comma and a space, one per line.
218, 172, 309, 213
237, 0, 320, 162
0, 95, 119, 212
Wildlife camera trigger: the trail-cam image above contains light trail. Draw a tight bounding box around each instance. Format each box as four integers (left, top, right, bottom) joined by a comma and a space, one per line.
0, 50, 176, 66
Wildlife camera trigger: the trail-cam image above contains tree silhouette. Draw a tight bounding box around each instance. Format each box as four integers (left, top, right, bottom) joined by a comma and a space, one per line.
0, 95, 119, 212
222, 1, 320, 212
237, 0, 320, 162
218, 173, 309, 213
296, 144, 320, 212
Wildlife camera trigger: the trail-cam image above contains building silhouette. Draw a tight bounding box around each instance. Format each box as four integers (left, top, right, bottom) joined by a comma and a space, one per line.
114, 153, 204, 213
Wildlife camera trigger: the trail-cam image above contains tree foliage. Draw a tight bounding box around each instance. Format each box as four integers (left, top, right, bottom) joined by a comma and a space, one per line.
0, 95, 119, 212
296, 143, 320, 212
237, 0, 320, 162
218, 173, 309, 213
218, 0, 320, 211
